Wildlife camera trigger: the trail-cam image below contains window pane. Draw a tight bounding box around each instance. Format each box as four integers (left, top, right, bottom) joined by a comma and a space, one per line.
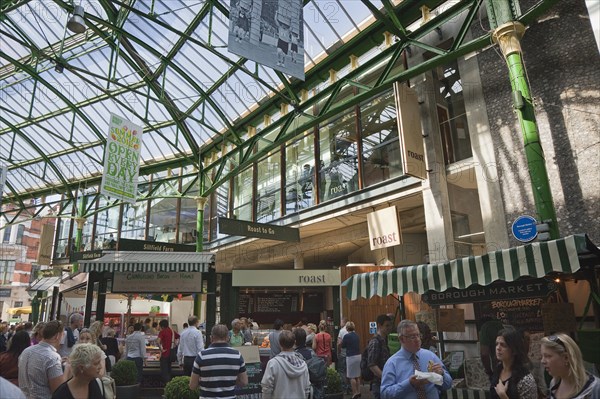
318, 111, 359, 202
256, 152, 281, 222
121, 202, 148, 241
55, 201, 73, 258
211, 163, 230, 241
361, 90, 403, 187
232, 166, 253, 221
1, 260, 15, 285
437, 61, 472, 164
95, 198, 120, 249
179, 176, 202, 244
285, 132, 315, 214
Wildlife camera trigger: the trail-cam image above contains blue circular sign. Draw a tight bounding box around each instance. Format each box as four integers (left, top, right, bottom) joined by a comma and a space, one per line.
512, 215, 538, 242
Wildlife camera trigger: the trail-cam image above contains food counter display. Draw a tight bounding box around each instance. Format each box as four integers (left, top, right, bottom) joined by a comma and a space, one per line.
144, 334, 161, 362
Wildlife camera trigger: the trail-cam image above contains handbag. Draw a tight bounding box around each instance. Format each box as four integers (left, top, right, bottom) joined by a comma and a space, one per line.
169, 329, 178, 363
96, 376, 116, 399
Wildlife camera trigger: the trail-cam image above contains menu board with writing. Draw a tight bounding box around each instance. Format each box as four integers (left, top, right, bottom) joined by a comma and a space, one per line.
235, 362, 262, 399
255, 293, 298, 313
302, 292, 323, 313
474, 298, 544, 332
239, 293, 253, 315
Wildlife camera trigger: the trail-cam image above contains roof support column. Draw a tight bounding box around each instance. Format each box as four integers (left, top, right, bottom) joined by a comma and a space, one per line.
488, 0, 559, 239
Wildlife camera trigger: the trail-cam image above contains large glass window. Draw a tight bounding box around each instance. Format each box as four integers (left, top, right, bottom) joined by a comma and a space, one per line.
1, 260, 15, 285
361, 90, 403, 187
232, 166, 253, 221
95, 198, 120, 249
121, 202, 148, 240
256, 151, 281, 222
55, 201, 73, 258
437, 61, 472, 164
318, 111, 359, 202
2, 225, 12, 242
211, 163, 230, 240
179, 176, 202, 244
285, 132, 315, 214
15, 224, 25, 245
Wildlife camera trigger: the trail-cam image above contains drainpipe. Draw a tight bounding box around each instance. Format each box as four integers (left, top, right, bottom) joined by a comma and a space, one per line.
487, 0, 559, 239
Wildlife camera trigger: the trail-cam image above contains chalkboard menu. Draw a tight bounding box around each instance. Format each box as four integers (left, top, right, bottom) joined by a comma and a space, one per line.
474, 297, 544, 332
239, 294, 253, 315
235, 362, 262, 399
255, 293, 298, 313
302, 292, 323, 313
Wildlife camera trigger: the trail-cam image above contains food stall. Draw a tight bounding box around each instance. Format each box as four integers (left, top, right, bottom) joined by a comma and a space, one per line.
342, 234, 600, 399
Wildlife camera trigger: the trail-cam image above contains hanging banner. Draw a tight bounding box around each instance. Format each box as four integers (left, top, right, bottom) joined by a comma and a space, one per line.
367, 206, 402, 250
0, 164, 7, 203
394, 83, 426, 179
100, 114, 143, 203
228, 0, 304, 80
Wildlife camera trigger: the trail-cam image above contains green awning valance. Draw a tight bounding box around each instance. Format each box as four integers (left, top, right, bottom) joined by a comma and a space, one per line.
342, 234, 595, 300
79, 251, 215, 273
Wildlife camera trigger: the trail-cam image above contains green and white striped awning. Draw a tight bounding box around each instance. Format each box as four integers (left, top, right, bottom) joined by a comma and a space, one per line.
79, 251, 215, 273
342, 234, 594, 300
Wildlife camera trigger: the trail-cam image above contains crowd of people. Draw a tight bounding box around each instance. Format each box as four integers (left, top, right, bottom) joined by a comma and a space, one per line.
1, 314, 599, 399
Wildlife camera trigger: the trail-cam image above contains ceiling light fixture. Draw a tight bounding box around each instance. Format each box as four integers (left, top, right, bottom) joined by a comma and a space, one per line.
67, 4, 86, 34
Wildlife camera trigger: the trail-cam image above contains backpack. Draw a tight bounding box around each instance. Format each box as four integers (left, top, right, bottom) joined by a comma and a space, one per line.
298, 349, 327, 385
360, 346, 374, 382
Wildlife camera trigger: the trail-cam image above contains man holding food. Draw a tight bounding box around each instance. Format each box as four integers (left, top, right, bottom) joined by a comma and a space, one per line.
380, 320, 452, 399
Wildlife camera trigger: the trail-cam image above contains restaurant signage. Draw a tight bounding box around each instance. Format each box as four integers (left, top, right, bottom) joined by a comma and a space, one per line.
422, 278, 557, 305
0, 288, 11, 298
367, 206, 402, 250
219, 217, 300, 242
395, 83, 426, 179
232, 269, 340, 287
118, 238, 195, 252
112, 271, 202, 293
70, 250, 104, 263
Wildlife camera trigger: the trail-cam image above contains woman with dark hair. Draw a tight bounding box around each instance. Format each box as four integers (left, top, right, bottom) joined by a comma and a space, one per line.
0, 330, 31, 385
490, 328, 537, 399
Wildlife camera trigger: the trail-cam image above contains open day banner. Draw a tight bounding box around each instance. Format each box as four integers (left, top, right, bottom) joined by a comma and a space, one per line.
100, 114, 143, 203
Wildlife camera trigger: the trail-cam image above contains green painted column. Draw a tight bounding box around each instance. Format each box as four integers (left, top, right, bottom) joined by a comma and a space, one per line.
194, 196, 208, 324
31, 291, 42, 324
489, 1, 559, 239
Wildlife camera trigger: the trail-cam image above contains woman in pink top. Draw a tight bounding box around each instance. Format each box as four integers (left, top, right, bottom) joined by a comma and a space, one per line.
312, 320, 332, 366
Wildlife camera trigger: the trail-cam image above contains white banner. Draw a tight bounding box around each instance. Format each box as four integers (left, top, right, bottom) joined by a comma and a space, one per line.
395, 83, 426, 179
228, 0, 304, 80
367, 206, 402, 250
100, 114, 143, 203
0, 164, 7, 204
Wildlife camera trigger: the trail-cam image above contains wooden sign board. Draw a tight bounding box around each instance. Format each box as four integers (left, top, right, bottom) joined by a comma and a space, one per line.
436, 308, 465, 332
542, 302, 577, 334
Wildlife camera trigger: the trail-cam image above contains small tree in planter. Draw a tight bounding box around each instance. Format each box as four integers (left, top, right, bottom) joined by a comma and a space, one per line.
110, 360, 140, 399
163, 376, 200, 399
324, 367, 343, 399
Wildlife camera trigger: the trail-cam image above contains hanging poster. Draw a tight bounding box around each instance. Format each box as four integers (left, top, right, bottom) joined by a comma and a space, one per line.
100, 114, 143, 204
0, 164, 7, 203
228, 0, 304, 80
394, 83, 426, 179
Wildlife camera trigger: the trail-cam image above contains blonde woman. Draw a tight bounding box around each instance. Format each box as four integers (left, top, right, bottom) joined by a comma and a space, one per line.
541, 333, 600, 398
52, 343, 104, 399
305, 323, 317, 347
312, 320, 332, 366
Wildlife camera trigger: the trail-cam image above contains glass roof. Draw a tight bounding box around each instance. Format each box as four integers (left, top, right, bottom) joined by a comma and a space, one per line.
1, 0, 488, 207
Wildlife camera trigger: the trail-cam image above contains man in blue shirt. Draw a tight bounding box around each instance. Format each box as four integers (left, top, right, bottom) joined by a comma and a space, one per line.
381, 320, 452, 399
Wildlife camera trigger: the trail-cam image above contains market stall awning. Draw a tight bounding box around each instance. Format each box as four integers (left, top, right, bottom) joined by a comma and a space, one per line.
79, 251, 215, 273
29, 276, 63, 291
342, 234, 598, 300
7, 306, 32, 315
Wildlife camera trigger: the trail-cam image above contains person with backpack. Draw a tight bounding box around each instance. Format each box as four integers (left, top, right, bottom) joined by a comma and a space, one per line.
294, 328, 326, 399
380, 320, 452, 399
341, 321, 361, 399
362, 314, 393, 399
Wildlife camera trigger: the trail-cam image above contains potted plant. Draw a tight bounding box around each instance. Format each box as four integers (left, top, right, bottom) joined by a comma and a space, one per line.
163, 376, 200, 399
324, 367, 343, 399
110, 360, 140, 399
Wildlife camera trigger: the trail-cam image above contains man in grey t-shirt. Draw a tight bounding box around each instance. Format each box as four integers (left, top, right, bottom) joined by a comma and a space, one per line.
19, 320, 68, 399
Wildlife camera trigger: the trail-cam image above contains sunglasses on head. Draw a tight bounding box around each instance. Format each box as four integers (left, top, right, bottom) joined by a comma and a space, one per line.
548, 335, 566, 348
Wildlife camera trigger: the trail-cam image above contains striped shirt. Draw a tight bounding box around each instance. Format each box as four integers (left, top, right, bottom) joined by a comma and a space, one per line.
18, 341, 63, 399
192, 342, 246, 399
